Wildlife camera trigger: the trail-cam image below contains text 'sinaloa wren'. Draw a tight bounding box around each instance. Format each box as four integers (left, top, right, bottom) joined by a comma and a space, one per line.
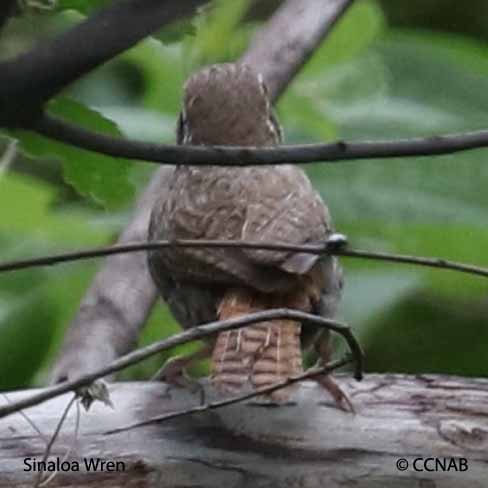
148, 62, 349, 406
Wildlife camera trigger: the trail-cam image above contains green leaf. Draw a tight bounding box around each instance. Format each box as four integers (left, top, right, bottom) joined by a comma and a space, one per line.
281, 28, 488, 306
18, 0, 57, 13
12, 98, 135, 208
186, 0, 253, 68
95, 107, 176, 143
55, 0, 110, 15
297, 0, 386, 77
0, 173, 110, 244
0, 289, 56, 388
277, 24, 488, 376
363, 292, 488, 377
0, 171, 112, 386
122, 39, 186, 115
339, 269, 421, 336
153, 18, 196, 45
57, 0, 195, 44
279, 0, 387, 143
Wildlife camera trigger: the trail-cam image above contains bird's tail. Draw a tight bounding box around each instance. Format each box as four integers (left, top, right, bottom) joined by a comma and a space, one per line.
210, 288, 305, 401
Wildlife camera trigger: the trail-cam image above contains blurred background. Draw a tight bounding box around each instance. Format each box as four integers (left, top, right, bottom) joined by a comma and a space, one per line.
1, 0, 488, 389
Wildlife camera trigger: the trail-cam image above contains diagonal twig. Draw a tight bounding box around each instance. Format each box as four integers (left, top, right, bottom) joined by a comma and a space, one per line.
104, 356, 353, 435
0, 0, 207, 126
38, 399, 81, 487
0, 309, 362, 420
33, 394, 77, 488
1, 393, 48, 444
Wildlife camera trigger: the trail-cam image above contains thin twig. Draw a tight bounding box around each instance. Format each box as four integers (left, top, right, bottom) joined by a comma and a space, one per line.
1, 238, 487, 281
1, 393, 48, 444
0, 310, 361, 420
33, 394, 77, 488
39, 399, 81, 487
0, 239, 331, 272
104, 356, 352, 435
338, 248, 488, 276
33, 114, 488, 166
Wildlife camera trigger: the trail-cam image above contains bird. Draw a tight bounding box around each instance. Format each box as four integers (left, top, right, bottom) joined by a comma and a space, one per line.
147, 62, 350, 407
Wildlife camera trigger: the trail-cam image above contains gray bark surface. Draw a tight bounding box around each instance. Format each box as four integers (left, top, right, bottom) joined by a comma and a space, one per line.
2, 374, 487, 487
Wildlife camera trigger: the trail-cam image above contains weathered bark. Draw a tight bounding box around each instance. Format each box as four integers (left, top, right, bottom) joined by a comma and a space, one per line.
2, 374, 487, 487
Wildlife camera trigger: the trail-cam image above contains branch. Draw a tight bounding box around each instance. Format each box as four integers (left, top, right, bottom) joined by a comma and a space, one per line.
3, 375, 488, 487
0, 0, 206, 126
242, 0, 354, 102
32, 114, 488, 166
48, 167, 172, 385
2, 239, 488, 280
0, 309, 361, 419
49, 0, 355, 386
104, 356, 352, 435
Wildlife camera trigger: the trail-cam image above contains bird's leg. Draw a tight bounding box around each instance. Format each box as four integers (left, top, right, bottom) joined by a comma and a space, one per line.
310, 329, 355, 413
152, 344, 213, 404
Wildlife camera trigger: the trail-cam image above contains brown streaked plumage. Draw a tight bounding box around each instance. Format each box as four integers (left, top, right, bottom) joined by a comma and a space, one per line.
148, 62, 346, 405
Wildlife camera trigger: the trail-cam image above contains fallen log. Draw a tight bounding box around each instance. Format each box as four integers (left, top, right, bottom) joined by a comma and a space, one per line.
1, 374, 487, 487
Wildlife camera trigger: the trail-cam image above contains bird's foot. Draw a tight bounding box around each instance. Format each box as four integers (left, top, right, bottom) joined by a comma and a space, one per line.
313, 363, 355, 413
152, 355, 205, 404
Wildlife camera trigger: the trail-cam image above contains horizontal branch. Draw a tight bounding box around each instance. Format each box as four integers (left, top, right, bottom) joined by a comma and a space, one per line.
32, 113, 488, 165
4, 375, 488, 487
0, 238, 337, 272
2, 238, 488, 280
104, 356, 352, 435
0, 309, 362, 420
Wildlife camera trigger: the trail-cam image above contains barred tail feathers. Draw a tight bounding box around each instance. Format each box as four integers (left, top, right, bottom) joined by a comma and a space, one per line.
210, 288, 303, 400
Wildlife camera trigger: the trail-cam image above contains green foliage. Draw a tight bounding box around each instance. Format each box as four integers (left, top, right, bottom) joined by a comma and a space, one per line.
277, 1, 488, 373
18, 0, 57, 13
278, 0, 386, 140
2, 0, 488, 386
54, 0, 111, 15
11, 98, 134, 208
364, 292, 488, 377
153, 19, 196, 45
0, 172, 110, 387
185, 0, 253, 68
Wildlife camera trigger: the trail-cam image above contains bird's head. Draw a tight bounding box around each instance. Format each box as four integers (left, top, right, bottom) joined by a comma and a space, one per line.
178, 63, 281, 146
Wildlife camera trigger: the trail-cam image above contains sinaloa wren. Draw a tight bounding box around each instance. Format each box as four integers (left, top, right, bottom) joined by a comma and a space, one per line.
148, 63, 349, 407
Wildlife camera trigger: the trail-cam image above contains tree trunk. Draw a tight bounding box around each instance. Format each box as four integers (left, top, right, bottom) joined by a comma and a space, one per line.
1, 374, 487, 487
